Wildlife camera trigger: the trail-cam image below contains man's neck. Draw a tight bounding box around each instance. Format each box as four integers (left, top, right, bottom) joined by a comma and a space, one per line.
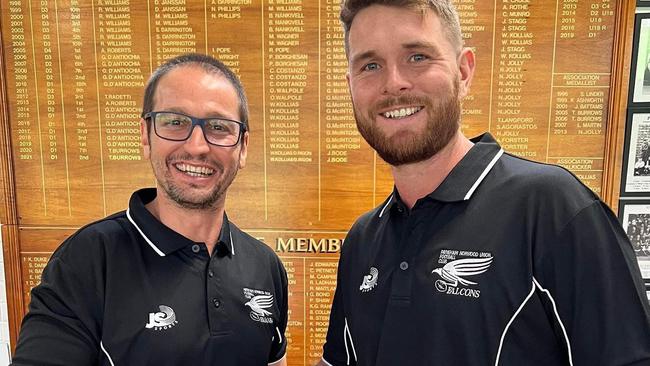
392, 132, 473, 209
145, 193, 225, 255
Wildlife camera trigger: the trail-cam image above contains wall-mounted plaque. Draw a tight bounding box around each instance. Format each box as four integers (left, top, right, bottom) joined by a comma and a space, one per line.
0, 0, 627, 361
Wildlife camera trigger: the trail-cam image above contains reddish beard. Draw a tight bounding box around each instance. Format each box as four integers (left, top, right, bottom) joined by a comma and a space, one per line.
354, 82, 461, 166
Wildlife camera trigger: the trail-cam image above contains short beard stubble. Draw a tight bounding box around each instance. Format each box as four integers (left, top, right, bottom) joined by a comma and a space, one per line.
152, 152, 240, 211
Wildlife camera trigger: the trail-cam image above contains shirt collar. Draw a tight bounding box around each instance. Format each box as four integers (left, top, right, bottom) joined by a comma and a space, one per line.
379, 133, 504, 215
429, 132, 503, 202
126, 188, 234, 257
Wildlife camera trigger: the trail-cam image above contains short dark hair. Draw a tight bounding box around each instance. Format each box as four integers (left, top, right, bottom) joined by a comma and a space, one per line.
339, 0, 463, 56
141, 53, 249, 132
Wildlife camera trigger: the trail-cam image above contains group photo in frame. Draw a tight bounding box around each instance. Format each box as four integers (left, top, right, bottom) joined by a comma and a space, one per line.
619, 200, 650, 280
621, 110, 650, 194
630, 13, 650, 105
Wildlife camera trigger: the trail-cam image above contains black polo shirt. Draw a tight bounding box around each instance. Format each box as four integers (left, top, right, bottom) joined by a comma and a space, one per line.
323, 133, 650, 366
12, 188, 288, 366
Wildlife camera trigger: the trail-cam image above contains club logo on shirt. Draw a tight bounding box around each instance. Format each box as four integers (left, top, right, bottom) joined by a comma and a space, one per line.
144, 305, 178, 331
243, 287, 274, 324
359, 267, 379, 293
431, 249, 493, 299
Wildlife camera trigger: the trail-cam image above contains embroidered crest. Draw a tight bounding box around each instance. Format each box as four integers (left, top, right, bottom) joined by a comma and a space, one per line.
243, 288, 274, 324
359, 267, 379, 293
432, 249, 493, 298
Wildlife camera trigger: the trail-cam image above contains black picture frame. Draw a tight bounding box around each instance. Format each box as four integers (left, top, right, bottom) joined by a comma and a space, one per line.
620, 109, 650, 195
619, 200, 650, 280
629, 14, 650, 105
638, 0, 650, 7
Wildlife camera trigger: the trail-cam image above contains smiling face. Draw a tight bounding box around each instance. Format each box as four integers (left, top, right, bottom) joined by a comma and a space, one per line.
141, 65, 247, 211
346, 5, 474, 166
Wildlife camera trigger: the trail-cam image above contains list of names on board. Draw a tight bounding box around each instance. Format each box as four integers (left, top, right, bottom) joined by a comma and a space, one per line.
1, 0, 617, 362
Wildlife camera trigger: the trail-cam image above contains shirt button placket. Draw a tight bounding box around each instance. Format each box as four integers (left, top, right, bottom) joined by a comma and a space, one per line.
206, 254, 227, 335
389, 213, 416, 304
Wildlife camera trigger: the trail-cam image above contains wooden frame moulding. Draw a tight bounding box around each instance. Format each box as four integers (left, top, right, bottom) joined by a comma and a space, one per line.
0, 10, 25, 351
603, 0, 637, 211
0, 0, 639, 352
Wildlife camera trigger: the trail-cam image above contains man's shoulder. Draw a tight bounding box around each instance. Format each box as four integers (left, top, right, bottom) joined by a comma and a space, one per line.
494, 153, 599, 215
341, 197, 392, 249
52, 210, 130, 261
352, 198, 390, 229
498, 153, 595, 196
229, 222, 283, 263
228, 222, 288, 291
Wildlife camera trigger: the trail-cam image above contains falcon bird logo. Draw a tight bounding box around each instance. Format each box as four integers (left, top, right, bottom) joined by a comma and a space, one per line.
359, 267, 379, 292
245, 294, 274, 322
432, 256, 493, 292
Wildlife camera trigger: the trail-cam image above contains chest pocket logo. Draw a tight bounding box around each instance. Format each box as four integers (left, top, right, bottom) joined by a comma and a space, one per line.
145, 305, 178, 330
359, 267, 379, 293
244, 288, 275, 324
432, 251, 493, 299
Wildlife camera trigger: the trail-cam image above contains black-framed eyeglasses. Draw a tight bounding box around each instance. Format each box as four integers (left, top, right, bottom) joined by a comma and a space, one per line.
143, 111, 247, 147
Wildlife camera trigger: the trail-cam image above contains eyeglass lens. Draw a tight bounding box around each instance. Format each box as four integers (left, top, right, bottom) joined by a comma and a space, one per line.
154, 112, 241, 146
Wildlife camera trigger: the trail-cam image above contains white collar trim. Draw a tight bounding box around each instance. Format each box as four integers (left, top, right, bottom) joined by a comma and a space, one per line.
229, 229, 235, 255
379, 194, 394, 218
126, 208, 166, 257
464, 149, 504, 200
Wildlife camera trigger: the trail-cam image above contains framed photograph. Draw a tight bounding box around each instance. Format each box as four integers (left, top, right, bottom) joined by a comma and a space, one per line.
621, 110, 650, 194
630, 14, 650, 104
619, 200, 650, 280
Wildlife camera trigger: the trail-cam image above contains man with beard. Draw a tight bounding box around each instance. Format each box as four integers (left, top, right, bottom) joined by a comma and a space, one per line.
12, 54, 288, 366
319, 1, 650, 365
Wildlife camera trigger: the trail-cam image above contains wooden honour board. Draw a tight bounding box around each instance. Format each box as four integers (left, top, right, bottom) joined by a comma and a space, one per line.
0, 0, 635, 363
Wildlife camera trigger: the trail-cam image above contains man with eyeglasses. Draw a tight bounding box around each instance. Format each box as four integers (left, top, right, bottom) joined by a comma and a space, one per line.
318, 1, 650, 366
12, 53, 288, 366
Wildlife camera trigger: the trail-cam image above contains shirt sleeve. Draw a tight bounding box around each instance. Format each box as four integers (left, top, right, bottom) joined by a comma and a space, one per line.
268, 261, 289, 364
534, 200, 650, 365
322, 250, 357, 366
11, 254, 103, 365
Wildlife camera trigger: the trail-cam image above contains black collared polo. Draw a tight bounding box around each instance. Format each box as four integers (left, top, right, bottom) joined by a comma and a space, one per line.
323, 133, 650, 366
12, 188, 288, 366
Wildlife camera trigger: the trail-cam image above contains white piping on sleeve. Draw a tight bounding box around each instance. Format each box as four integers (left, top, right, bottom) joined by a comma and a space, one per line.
494, 281, 536, 366
344, 317, 357, 365
494, 278, 574, 366
268, 354, 286, 366
100, 341, 116, 366
379, 194, 394, 218
533, 277, 574, 366
344, 319, 350, 365
275, 326, 282, 344
320, 358, 334, 366
464, 149, 504, 200
126, 208, 165, 257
